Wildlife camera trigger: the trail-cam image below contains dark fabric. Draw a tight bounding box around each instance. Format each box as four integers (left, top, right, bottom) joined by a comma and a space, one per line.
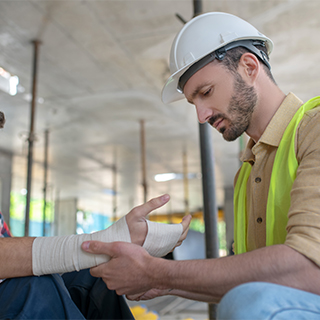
0, 212, 133, 319
0, 274, 85, 319
62, 269, 134, 320
0, 270, 134, 320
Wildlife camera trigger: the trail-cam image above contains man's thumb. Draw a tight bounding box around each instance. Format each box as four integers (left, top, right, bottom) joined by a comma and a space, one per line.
82, 240, 114, 255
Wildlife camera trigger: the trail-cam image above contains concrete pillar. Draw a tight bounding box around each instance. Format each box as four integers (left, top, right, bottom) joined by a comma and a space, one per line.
54, 198, 77, 236
118, 151, 140, 216
0, 150, 13, 225
224, 186, 234, 255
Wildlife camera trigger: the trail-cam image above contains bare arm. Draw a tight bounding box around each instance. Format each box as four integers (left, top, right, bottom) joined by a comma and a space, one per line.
0, 237, 35, 278
127, 288, 215, 303
85, 242, 320, 303
0, 194, 190, 279
160, 244, 320, 302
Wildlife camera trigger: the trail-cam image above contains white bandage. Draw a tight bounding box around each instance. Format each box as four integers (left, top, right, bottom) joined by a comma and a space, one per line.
32, 216, 184, 276
32, 216, 130, 276
143, 220, 183, 257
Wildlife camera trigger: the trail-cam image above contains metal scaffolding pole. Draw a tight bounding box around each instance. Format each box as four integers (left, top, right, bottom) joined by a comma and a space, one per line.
183, 148, 190, 216
199, 123, 220, 320
193, 1, 220, 319
112, 163, 117, 222
199, 123, 220, 257
42, 129, 49, 236
25, 40, 41, 236
140, 120, 147, 203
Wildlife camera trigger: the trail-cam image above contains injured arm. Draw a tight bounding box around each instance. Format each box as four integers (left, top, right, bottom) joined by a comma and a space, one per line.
0, 195, 189, 279
32, 216, 184, 276
0, 237, 35, 279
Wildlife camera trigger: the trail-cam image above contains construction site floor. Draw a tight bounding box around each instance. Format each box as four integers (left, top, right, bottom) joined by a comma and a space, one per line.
127, 295, 210, 320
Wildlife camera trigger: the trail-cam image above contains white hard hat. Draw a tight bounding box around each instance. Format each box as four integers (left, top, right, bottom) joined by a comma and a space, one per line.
161, 12, 273, 104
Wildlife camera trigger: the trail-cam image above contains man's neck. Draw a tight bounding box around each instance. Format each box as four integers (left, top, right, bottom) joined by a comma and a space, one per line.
246, 79, 286, 143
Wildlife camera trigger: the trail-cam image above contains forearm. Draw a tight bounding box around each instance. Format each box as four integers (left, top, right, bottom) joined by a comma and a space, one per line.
33, 217, 131, 275
168, 289, 217, 303
151, 244, 320, 303
0, 237, 35, 278
0, 218, 130, 279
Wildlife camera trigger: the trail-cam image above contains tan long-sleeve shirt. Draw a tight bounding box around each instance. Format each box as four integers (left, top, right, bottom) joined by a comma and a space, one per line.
236, 92, 320, 266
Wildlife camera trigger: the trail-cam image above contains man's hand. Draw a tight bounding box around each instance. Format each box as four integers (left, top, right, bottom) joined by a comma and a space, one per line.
125, 194, 192, 247
82, 241, 157, 296
125, 194, 170, 245
127, 288, 172, 301
174, 214, 192, 249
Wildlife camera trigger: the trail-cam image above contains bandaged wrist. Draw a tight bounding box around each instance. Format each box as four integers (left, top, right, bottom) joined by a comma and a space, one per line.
32, 216, 130, 276
143, 220, 183, 257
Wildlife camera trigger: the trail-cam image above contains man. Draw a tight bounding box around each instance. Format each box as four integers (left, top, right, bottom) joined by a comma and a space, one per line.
0, 113, 191, 320
82, 12, 320, 319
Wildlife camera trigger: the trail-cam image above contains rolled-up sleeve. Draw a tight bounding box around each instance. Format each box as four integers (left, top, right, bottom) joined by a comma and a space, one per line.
285, 107, 320, 266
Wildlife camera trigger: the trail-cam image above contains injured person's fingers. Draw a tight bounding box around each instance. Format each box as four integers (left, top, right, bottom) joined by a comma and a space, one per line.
143, 220, 183, 257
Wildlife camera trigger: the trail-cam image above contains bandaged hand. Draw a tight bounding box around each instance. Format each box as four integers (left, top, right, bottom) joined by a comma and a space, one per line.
32, 195, 191, 276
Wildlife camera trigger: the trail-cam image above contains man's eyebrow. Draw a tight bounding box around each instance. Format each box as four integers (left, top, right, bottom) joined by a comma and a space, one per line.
186, 83, 209, 104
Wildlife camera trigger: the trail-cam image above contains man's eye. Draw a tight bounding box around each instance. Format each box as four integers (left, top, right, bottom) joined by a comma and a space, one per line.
203, 89, 211, 96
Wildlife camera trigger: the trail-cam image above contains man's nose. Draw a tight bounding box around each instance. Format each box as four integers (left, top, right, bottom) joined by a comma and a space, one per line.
195, 104, 212, 124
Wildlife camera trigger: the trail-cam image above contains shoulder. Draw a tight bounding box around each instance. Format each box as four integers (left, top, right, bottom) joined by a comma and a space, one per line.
296, 105, 320, 162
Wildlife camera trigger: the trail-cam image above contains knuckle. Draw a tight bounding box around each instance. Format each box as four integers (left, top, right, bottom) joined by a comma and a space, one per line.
130, 206, 141, 216
108, 284, 115, 291
104, 279, 115, 290
116, 289, 124, 295
91, 241, 101, 251
89, 268, 98, 278
148, 197, 159, 208
112, 241, 121, 249
112, 241, 124, 253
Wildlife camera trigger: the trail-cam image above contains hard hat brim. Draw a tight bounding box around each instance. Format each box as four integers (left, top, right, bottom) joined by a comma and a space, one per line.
161, 68, 187, 104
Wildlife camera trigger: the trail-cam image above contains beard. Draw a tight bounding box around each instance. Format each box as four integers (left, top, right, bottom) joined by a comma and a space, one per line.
209, 72, 257, 141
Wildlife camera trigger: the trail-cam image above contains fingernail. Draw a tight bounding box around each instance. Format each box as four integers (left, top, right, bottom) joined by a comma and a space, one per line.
82, 241, 90, 250
161, 194, 170, 202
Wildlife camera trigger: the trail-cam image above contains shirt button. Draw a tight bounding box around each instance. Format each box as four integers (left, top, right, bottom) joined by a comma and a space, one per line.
257, 217, 263, 224
255, 177, 261, 183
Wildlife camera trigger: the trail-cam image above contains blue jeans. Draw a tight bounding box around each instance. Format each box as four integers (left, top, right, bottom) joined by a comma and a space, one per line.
0, 269, 133, 319
217, 282, 320, 319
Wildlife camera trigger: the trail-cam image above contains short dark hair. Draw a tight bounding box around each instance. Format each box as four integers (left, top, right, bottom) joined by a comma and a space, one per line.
219, 44, 276, 84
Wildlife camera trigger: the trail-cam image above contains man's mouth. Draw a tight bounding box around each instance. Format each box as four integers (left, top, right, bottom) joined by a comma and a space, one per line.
213, 118, 223, 130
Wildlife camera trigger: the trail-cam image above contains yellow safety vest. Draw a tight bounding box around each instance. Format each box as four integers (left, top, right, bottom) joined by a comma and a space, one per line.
234, 96, 320, 255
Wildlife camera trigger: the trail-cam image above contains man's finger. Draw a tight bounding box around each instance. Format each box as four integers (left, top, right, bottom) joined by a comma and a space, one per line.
82, 240, 116, 256
130, 194, 170, 218
181, 214, 192, 233
126, 292, 144, 301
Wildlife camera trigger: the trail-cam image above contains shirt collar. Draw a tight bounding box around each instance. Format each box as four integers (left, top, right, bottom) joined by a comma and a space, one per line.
240, 92, 303, 163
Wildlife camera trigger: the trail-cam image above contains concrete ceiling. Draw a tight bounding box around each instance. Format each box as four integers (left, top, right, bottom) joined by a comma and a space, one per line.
0, 0, 319, 218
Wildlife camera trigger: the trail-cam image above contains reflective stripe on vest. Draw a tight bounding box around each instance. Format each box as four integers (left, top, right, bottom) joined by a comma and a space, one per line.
234, 96, 320, 255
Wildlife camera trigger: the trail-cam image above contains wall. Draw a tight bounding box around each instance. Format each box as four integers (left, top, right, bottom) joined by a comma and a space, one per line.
0, 149, 13, 225
54, 198, 77, 236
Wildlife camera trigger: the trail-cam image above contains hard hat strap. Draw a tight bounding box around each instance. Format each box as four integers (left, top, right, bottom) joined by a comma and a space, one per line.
177, 39, 271, 93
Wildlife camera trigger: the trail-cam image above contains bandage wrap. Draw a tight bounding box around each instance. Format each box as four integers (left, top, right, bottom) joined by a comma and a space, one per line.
142, 220, 183, 257
32, 216, 183, 276
32, 216, 130, 276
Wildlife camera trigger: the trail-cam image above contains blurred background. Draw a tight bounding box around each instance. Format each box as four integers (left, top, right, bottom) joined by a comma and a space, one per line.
0, 0, 319, 258
1, 1, 320, 319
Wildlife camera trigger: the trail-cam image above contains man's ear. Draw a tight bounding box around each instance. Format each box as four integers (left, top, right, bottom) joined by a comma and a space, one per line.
238, 53, 260, 85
